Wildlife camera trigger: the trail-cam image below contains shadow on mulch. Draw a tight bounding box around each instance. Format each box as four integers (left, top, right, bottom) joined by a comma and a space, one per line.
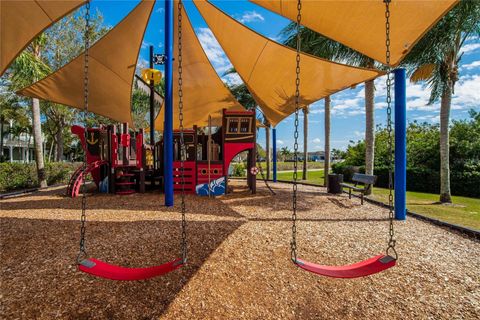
0, 217, 245, 319
0, 190, 245, 218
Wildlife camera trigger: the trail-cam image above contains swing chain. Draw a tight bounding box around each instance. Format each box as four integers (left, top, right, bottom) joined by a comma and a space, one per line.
291, 0, 302, 264
384, 0, 397, 260
178, 0, 187, 264
77, 0, 91, 264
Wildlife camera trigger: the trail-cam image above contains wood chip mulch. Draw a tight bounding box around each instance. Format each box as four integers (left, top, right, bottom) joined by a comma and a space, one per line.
1, 182, 479, 320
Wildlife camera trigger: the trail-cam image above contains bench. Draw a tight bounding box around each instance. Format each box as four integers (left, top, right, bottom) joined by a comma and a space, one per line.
340, 173, 377, 205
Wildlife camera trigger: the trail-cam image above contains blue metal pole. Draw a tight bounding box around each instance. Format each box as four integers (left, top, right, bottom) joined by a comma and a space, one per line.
163, 0, 174, 206
272, 128, 277, 182
394, 68, 407, 220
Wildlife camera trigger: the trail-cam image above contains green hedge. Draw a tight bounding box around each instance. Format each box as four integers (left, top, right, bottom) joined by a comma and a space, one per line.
331, 162, 479, 198
0, 162, 80, 193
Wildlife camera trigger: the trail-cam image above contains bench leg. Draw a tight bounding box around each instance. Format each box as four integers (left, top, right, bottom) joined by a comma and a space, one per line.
349, 189, 351, 199
361, 193, 364, 205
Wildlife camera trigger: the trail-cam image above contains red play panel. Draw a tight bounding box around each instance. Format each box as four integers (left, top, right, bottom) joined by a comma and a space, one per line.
295, 254, 396, 278
78, 258, 184, 281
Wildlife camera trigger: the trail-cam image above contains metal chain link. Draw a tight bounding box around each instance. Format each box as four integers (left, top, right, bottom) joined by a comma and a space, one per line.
77, 0, 91, 263
178, 0, 187, 264
291, 0, 301, 264
384, 0, 397, 260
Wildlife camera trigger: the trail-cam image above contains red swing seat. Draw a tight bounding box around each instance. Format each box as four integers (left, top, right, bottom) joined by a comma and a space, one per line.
78, 258, 184, 281
295, 254, 396, 279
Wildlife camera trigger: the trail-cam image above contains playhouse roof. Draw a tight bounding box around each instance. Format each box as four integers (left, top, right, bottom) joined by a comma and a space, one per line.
250, 0, 458, 66
17, 0, 155, 127
154, 1, 245, 131
193, 0, 383, 127
1, 0, 86, 75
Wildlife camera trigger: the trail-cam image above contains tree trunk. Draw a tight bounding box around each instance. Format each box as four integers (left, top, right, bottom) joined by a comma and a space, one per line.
265, 125, 270, 180
55, 129, 64, 161
439, 87, 452, 203
302, 106, 308, 180
0, 115, 4, 161
323, 96, 331, 187
32, 98, 47, 187
364, 78, 375, 195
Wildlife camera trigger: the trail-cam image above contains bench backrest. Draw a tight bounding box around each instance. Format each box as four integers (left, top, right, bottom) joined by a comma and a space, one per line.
352, 173, 377, 185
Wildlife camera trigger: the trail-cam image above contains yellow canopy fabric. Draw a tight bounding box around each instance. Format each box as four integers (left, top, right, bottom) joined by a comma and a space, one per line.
18, 0, 155, 127
1, 0, 85, 75
154, 1, 245, 131
250, 0, 458, 66
193, 0, 383, 127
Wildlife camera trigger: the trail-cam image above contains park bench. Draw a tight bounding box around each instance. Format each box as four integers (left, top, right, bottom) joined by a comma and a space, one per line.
340, 173, 377, 205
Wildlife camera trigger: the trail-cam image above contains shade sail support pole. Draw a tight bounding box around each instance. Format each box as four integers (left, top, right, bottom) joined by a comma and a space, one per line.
272, 128, 277, 182
149, 45, 155, 146
164, 0, 174, 207
394, 68, 407, 220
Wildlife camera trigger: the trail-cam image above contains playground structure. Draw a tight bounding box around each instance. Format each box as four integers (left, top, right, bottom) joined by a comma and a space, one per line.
67, 109, 257, 198
1, 0, 460, 284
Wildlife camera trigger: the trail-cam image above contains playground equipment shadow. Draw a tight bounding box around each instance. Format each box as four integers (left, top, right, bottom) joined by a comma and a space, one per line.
1, 182, 479, 319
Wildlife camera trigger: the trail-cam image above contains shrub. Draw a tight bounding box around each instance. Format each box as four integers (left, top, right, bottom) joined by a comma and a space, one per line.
231, 162, 246, 177
0, 162, 80, 193
331, 162, 479, 198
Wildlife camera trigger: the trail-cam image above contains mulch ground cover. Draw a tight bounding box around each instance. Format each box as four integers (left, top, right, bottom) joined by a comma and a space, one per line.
1, 182, 479, 319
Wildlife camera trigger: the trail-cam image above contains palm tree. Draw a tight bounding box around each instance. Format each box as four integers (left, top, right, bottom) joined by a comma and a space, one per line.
10, 37, 50, 187
401, 1, 480, 203
302, 106, 309, 180
323, 96, 331, 186
283, 25, 377, 191
280, 146, 291, 162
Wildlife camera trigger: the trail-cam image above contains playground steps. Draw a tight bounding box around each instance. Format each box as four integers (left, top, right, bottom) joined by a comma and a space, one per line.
115, 168, 136, 195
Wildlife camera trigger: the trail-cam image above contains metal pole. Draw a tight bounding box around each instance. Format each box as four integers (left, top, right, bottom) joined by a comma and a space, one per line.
272, 127, 277, 182
394, 68, 407, 220
149, 45, 155, 146
164, 0, 174, 206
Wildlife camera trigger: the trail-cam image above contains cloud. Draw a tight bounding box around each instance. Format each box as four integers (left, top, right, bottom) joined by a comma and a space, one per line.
354, 130, 364, 137
461, 60, 480, 70
312, 138, 321, 143
196, 27, 232, 74
276, 139, 284, 145
237, 11, 265, 23
460, 43, 480, 55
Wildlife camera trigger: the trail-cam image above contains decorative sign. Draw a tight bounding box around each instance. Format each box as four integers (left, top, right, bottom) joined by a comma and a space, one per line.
141, 68, 162, 85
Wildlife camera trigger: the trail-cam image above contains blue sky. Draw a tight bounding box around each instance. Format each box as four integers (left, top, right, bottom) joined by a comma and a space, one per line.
92, 0, 480, 151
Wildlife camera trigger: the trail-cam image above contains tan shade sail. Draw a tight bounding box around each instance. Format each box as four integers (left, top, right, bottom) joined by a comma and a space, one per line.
250, 0, 458, 66
193, 0, 383, 127
1, 0, 85, 75
154, 1, 245, 131
18, 0, 155, 127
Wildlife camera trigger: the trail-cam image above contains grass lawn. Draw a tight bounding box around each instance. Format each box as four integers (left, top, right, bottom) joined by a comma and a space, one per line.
259, 161, 324, 171
370, 188, 480, 231
273, 169, 480, 230
276, 169, 325, 185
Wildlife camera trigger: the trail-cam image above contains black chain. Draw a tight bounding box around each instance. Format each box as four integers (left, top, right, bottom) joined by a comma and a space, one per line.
77, 0, 91, 264
178, 0, 187, 264
384, 0, 397, 260
291, 0, 301, 264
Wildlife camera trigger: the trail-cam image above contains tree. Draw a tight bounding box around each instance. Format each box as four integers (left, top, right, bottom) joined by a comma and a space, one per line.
9, 37, 50, 187
280, 146, 291, 161
282, 25, 378, 191
41, 8, 109, 160
323, 96, 331, 186
401, 1, 480, 203
302, 106, 309, 180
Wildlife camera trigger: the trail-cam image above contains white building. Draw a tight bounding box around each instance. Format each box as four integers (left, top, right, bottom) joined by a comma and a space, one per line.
1, 120, 39, 163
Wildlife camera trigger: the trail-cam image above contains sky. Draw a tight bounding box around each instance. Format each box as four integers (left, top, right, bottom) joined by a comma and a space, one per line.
91, 0, 480, 151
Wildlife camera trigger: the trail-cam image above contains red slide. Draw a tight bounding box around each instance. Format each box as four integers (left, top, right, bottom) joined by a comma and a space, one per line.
66, 160, 108, 198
